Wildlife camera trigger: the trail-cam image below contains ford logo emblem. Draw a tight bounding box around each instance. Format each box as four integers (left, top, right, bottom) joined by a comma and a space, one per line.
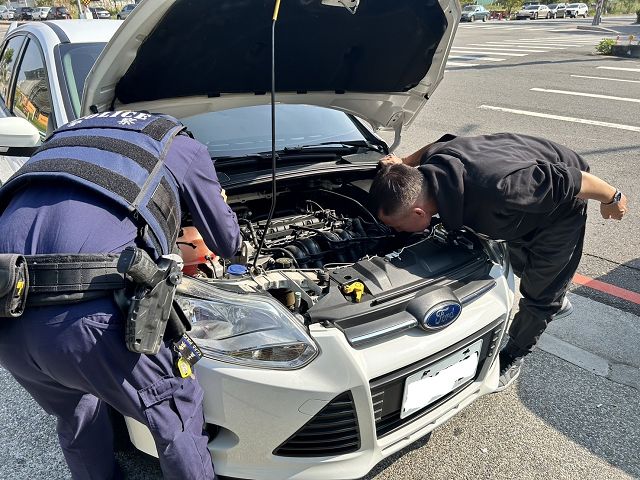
420, 301, 462, 331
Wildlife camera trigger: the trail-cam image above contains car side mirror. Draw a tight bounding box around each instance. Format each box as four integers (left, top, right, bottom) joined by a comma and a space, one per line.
0, 117, 41, 156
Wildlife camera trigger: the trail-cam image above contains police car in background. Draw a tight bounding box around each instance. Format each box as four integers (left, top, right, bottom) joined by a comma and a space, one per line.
0, 3, 515, 479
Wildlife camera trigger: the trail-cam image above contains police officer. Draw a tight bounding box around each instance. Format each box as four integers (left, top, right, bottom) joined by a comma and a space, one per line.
0, 111, 240, 479
369, 133, 628, 391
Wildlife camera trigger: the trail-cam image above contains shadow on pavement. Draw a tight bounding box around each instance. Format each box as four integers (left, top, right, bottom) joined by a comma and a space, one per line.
446, 55, 631, 72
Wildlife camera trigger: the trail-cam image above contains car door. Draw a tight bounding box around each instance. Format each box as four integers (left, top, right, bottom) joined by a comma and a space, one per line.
0, 34, 55, 185
0, 34, 28, 185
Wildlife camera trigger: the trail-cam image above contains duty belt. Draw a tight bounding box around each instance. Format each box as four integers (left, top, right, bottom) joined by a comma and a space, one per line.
0, 253, 126, 315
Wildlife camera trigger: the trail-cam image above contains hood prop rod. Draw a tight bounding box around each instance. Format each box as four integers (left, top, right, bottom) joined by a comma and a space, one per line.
253, 0, 282, 271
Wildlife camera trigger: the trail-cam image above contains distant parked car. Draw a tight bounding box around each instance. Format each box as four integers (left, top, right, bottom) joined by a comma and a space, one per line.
46, 6, 71, 19
460, 4, 490, 22
0, 6, 14, 20
116, 3, 135, 19
31, 6, 52, 20
547, 3, 567, 18
516, 4, 550, 19
89, 7, 111, 19
14, 6, 33, 20
565, 2, 588, 17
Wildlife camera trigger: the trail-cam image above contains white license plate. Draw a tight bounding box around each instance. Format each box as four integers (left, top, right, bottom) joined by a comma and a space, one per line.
400, 339, 483, 419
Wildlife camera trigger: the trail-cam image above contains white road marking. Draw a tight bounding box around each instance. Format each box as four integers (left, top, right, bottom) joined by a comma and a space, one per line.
500, 41, 585, 46
570, 74, 640, 84
450, 48, 528, 56
446, 61, 479, 67
479, 105, 640, 132
483, 42, 566, 49
465, 44, 549, 52
449, 55, 506, 62
530, 87, 640, 103
597, 66, 640, 73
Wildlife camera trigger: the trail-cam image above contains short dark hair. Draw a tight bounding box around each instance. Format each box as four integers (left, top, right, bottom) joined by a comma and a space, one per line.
369, 164, 427, 217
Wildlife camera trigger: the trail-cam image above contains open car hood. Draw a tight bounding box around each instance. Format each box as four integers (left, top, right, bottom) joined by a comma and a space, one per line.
82, 0, 460, 137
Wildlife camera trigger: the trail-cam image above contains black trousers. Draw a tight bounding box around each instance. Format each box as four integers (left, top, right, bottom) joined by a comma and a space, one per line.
506, 201, 587, 353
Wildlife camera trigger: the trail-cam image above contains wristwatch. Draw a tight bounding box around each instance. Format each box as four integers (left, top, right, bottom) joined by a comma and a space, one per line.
603, 189, 622, 205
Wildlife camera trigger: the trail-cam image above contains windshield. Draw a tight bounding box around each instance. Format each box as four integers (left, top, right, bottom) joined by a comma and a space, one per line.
548, 4, 558, 8
524, 5, 539, 9
58, 7, 68, 12
182, 104, 369, 158
58, 42, 107, 118
567, 3, 579, 6
463, 6, 476, 11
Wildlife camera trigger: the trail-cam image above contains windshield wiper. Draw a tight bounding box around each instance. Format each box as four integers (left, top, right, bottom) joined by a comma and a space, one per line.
282, 140, 383, 153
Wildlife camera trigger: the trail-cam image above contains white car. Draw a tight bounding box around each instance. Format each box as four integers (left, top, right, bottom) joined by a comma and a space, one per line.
0, 7, 15, 20
31, 6, 52, 20
565, 2, 588, 17
516, 4, 550, 19
0, 2, 515, 479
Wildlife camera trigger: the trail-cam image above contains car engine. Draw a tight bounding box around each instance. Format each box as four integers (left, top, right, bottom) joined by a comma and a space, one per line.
179, 178, 492, 326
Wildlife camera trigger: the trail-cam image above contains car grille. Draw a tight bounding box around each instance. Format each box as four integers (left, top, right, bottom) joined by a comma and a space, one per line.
370, 318, 504, 438
273, 391, 360, 457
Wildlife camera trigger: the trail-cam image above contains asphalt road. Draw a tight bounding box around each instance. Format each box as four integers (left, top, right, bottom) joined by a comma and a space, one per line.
1, 16, 639, 480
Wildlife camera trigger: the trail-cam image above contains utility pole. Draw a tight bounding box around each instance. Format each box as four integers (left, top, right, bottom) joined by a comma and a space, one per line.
75, 0, 83, 18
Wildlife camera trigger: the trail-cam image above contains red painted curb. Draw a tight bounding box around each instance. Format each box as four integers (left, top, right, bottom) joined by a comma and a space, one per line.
573, 273, 640, 305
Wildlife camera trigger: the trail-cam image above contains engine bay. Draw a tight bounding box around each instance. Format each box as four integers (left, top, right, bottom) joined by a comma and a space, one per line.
180, 176, 489, 323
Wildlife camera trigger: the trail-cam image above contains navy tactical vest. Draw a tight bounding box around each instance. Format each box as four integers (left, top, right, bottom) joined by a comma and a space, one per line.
0, 111, 185, 256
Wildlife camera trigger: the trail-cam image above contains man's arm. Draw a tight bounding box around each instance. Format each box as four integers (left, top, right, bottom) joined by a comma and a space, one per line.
379, 144, 434, 168
577, 172, 628, 220
178, 142, 242, 258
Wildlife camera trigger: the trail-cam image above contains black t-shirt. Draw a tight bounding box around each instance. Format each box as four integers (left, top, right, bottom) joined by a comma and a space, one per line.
418, 133, 589, 241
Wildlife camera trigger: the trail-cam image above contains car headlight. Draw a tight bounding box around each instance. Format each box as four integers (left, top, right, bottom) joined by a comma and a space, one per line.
175, 276, 319, 369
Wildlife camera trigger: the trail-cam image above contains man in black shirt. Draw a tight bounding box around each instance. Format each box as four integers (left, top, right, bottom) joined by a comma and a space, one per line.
370, 133, 628, 390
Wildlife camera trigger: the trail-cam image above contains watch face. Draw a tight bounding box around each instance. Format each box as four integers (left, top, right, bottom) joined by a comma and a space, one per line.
614, 191, 622, 202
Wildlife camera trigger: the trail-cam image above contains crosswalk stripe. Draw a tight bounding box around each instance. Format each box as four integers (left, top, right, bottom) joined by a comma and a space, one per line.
450, 48, 527, 56
446, 61, 479, 67
465, 44, 549, 52
483, 42, 566, 49
449, 55, 506, 62
597, 66, 640, 72
531, 87, 640, 103
479, 105, 640, 132
570, 74, 640, 84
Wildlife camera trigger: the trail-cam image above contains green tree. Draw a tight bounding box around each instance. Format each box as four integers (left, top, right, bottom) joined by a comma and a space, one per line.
499, 0, 522, 14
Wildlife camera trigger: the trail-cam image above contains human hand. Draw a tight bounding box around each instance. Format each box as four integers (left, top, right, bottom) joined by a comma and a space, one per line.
378, 154, 403, 168
600, 193, 628, 220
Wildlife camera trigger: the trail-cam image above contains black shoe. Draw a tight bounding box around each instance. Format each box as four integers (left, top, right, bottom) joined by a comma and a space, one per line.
552, 296, 574, 320
495, 352, 523, 392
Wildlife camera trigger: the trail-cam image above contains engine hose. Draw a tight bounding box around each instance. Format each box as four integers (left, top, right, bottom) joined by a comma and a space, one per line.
316, 188, 380, 226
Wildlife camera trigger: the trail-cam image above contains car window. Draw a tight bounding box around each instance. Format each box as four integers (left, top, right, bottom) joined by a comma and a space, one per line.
58, 42, 106, 118
0, 35, 24, 106
12, 38, 52, 138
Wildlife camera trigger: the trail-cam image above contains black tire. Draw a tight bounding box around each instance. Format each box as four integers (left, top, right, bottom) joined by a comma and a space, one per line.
533, 12, 538, 19
469, 14, 475, 22
483, 15, 488, 22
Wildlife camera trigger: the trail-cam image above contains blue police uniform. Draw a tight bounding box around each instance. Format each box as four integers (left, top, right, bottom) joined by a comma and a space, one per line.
0, 112, 240, 479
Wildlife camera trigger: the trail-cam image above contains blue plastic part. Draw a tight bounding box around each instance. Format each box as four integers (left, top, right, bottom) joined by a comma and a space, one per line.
227, 264, 248, 276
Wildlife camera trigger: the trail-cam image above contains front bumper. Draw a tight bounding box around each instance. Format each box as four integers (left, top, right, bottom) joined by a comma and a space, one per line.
125, 272, 513, 480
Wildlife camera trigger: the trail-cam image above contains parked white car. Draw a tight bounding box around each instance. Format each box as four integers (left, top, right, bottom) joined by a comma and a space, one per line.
0, 7, 15, 20
0, 2, 516, 478
516, 4, 550, 19
31, 6, 52, 20
565, 2, 588, 17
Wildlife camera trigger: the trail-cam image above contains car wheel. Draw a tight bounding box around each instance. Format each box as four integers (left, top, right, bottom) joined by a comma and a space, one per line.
533, 12, 538, 19
483, 15, 487, 22
469, 14, 475, 22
